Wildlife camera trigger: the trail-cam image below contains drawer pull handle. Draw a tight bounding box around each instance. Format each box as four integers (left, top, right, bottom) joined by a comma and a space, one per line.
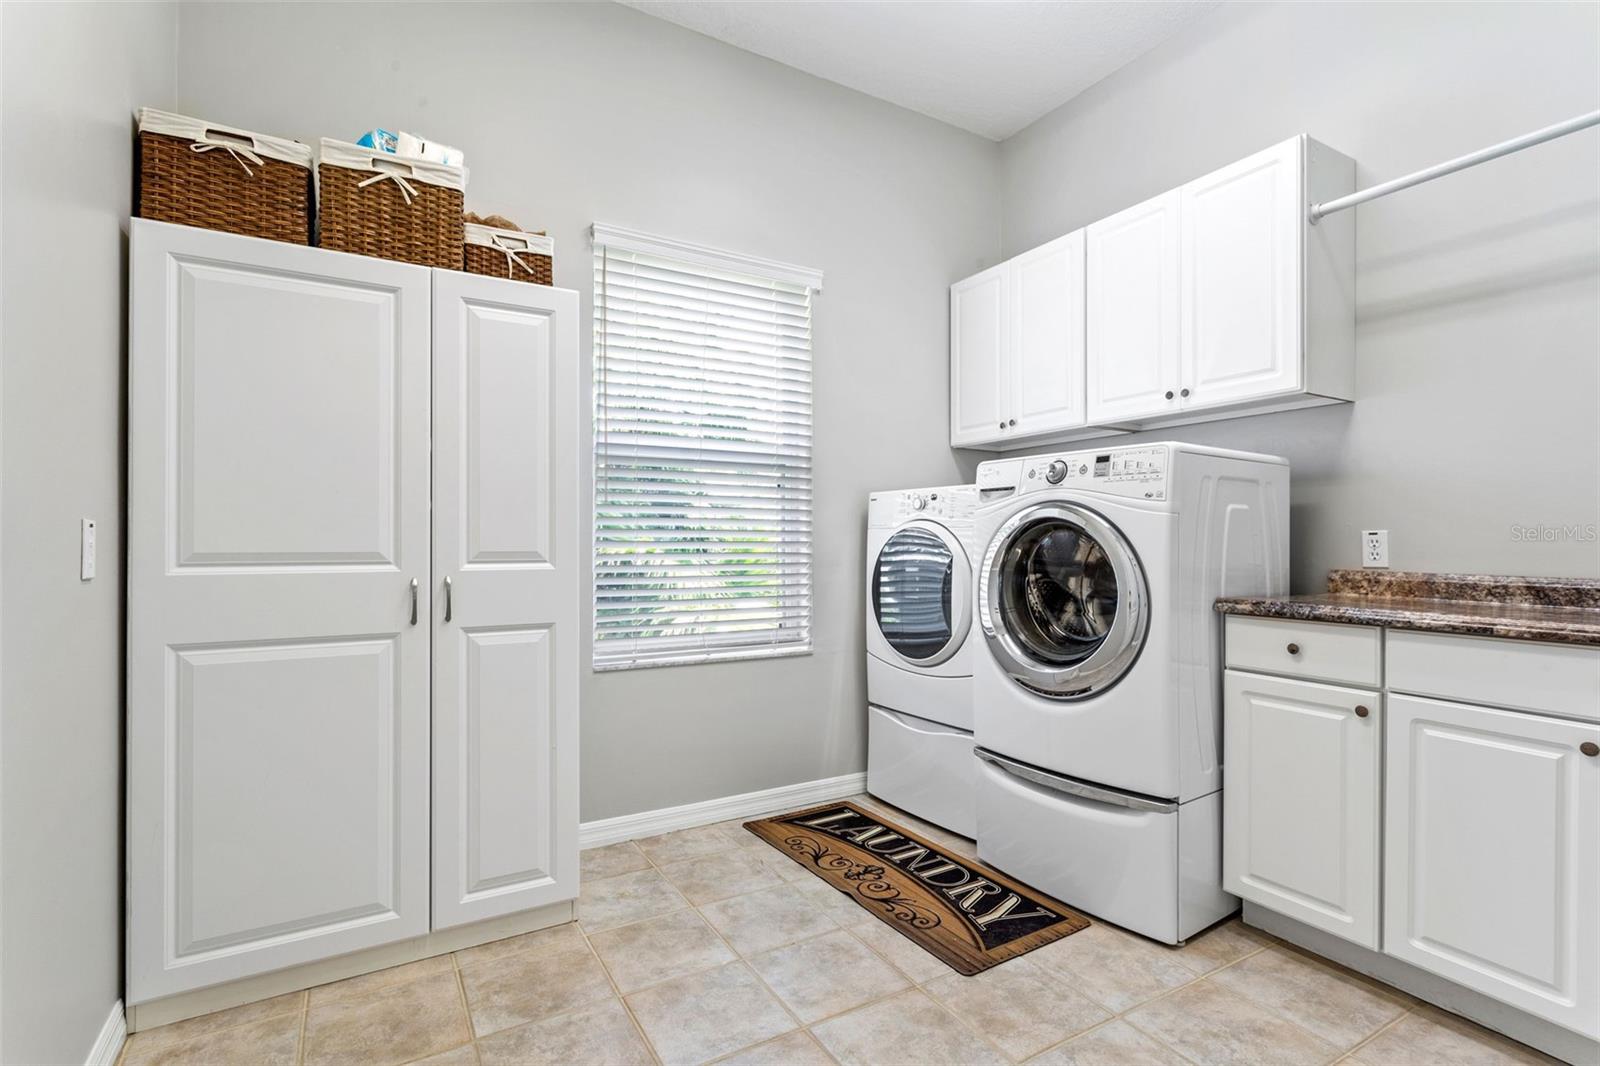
1285, 642, 1301, 655
1354, 705, 1370, 718
1582, 742, 1599, 758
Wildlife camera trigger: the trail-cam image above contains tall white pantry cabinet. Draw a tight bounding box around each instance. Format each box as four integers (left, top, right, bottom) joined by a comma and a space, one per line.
126, 220, 579, 1011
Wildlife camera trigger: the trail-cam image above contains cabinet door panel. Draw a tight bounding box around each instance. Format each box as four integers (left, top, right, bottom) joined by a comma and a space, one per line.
432, 272, 579, 929
1010, 231, 1086, 435
1086, 190, 1181, 423
950, 265, 1009, 446
1385, 695, 1599, 1037
1223, 671, 1379, 948
127, 221, 433, 1003
1181, 137, 1303, 408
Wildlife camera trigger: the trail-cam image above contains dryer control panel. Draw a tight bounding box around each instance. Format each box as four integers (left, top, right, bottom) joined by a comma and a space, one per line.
1008, 444, 1171, 501
867, 484, 978, 527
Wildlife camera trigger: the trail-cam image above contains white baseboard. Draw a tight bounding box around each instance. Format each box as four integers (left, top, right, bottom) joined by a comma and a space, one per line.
580, 772, 867, 849
85, 999, 126, 1066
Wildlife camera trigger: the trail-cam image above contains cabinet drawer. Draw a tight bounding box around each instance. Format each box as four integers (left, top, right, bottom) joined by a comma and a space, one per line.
1386, 630, 1600, 723
1225, 615, 1381, 686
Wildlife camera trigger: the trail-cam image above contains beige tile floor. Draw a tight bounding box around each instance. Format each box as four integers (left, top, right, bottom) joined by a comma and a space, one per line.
120, 795, 1560, 1066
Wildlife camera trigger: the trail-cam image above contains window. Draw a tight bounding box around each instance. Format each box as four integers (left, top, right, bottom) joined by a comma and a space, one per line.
592, 224, 821, 670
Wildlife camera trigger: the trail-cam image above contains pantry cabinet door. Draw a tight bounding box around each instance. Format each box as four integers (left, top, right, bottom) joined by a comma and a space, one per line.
1010, 230, 1087, 436
1180, 137, 1304, 410
950, 264, 1009, 446
126, 221, 433, 1003
1222, 671, 1380, 949
1086, 190, 1181, 423
431, 271, 579, 929
1384, 694, 1599, 1038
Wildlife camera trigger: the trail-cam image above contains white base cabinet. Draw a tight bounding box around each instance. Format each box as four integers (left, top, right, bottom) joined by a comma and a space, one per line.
1222, 670, 1380, 949
1384, 694, 1599, 1039
1223, 615, 1600, 1043
128, 221, 579, 1004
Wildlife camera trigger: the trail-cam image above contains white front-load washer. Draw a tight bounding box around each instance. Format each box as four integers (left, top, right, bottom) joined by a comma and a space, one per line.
971, 442, 1288, 943
865, 484, 978, 837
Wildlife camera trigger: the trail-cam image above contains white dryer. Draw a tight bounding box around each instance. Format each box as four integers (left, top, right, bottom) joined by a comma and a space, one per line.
865, 484, 978, 837
971, 442, 1288, 943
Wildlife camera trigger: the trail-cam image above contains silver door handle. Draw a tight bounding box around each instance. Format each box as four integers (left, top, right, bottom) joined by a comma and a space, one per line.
409, 578, 419, 625
444, 576, 452, 623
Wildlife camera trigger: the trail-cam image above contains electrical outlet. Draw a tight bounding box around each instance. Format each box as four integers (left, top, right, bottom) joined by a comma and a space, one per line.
1362, 529, 1389, 569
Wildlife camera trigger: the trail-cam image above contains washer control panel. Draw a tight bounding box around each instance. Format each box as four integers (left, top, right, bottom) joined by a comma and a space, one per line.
1012, 445, 1170, 501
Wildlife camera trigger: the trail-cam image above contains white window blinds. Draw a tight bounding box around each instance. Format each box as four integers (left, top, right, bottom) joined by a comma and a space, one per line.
592, 225, 820, 671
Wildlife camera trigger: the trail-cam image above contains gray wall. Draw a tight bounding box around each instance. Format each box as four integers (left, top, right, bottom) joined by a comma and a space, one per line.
0, 2, 176, 1061
999, 1, 1600, 587
172, 2, 999, 822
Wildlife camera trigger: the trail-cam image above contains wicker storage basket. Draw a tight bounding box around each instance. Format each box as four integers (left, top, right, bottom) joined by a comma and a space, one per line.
136, 109, 313, 244
316, 139, 467, 268
463, 223, 554, 285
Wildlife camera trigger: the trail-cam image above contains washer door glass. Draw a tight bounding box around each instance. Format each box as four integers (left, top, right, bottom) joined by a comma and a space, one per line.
1000, 519, 1119, 665
873, 528, 955, 662
981, 502, 1148, 699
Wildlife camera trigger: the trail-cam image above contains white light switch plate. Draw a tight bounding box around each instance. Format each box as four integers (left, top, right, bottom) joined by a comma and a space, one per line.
1362, 529, 1388, 568
81, 518, 96, 580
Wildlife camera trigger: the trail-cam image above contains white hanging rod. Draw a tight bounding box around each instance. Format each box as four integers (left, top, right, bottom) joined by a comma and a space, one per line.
1309, 110, 1600, 223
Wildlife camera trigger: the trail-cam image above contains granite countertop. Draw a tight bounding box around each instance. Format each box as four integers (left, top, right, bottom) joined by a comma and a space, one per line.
1215, 570, 1600, 647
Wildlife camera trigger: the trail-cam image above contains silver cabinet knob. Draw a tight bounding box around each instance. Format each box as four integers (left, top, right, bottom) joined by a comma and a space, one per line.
1164, 390, 1174, 400
1180, 388, 1191, 398
999, 421, 1006, 430
1008, 418, 1016, 426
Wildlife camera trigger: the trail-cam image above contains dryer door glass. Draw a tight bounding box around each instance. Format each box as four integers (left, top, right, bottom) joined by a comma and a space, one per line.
1000, 519, 1117, 665
873, 528, 954, 661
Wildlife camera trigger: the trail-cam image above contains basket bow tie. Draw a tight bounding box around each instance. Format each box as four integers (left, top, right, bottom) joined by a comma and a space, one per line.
189, 140, 266, 177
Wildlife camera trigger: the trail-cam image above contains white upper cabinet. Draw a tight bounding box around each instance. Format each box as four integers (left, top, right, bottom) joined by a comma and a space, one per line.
950, 231, 1087, 449
1010, 230, 1087, 436
950, 264, 1009, 446
1086, 190, 1181, 424
1384, 694, 1598, 1039
1181, 138, 1304, 409
951, 134, 1354, 449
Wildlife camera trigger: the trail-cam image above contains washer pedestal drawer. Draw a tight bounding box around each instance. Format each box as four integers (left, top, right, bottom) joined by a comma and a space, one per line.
975, 754, 1234, 943
866, 705, 976, 838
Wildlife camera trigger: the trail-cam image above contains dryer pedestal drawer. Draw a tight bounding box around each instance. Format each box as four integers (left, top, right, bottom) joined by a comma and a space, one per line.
866, 706, 976, 838
974, 753, 1234, 944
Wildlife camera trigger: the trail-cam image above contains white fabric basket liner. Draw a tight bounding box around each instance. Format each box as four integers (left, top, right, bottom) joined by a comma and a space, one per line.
465, 223, 554, 256
137, 108, 312, 168
318, 138, 467, 192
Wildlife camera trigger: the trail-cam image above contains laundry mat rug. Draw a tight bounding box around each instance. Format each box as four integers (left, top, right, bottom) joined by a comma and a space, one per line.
744, 801, 1088, 975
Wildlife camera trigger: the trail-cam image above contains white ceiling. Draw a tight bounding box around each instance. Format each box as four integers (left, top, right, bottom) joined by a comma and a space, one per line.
618, 1, 1224, 141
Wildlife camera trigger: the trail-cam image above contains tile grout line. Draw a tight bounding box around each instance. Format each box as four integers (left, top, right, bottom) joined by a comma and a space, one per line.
296, 998, 309, 1066
1342, 1006, 1416, 1061
575, 909, 667, 1066
1118, 950, 1365, 1064
119, 995, 310, 1061
446, 950, 480, 1063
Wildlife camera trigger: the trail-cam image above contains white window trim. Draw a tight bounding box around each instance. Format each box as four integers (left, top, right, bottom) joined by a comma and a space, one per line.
591, 224, 822, 672
591, 223, 824, 292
